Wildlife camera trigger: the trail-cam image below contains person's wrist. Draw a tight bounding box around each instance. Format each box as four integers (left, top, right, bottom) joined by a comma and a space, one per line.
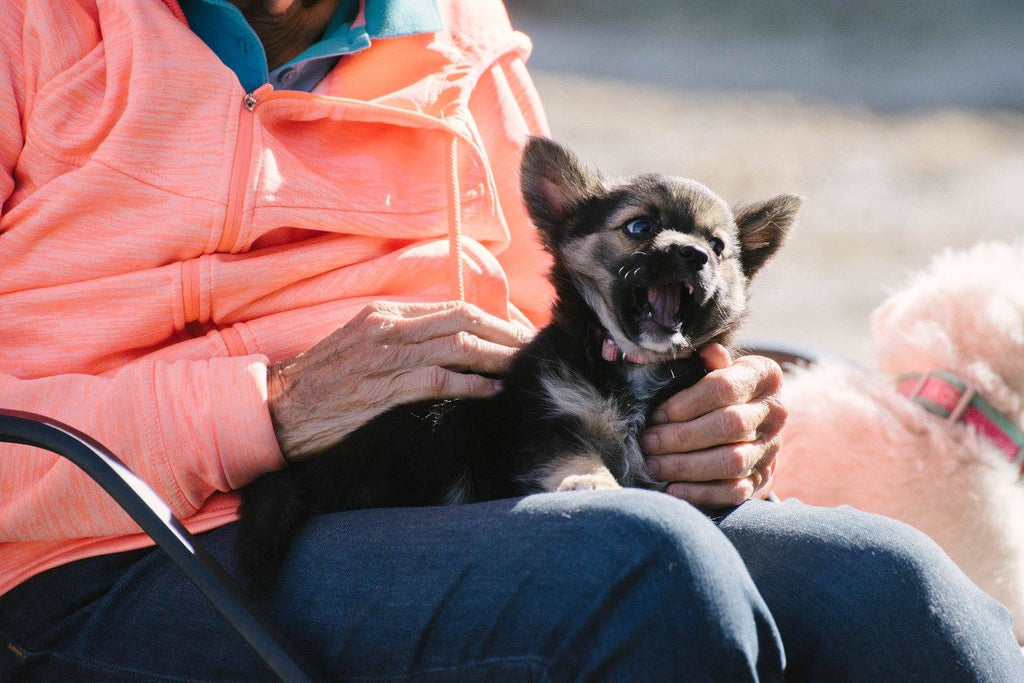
267, 361, 298, 464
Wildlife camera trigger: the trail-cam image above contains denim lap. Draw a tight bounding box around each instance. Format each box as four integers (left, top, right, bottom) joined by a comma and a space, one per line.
2, 493, 1021, 681
1, 490, 781, 681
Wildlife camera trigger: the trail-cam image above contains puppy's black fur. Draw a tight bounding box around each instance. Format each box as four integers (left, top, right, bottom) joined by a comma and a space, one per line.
237, 137, 800, 588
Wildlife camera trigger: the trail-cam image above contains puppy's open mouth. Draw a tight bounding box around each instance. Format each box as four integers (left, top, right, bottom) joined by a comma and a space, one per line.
634, 282, 696, 332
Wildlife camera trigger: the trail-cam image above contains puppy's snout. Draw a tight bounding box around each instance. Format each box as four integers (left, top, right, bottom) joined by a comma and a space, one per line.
673, 244, 709, 270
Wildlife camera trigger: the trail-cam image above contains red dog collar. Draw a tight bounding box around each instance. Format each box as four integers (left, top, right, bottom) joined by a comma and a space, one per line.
601, 337, 653, 365
897, 371, 1024, 480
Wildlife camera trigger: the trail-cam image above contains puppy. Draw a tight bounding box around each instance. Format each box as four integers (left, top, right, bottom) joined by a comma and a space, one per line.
237, 137, 800, 587
772, 241, 1024, 643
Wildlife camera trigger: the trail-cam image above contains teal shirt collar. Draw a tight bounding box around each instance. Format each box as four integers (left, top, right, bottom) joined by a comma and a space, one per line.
180, 0, 444, 93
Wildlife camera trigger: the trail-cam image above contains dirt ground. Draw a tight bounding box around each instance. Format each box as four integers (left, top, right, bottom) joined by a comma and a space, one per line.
530, 71, 1024, 363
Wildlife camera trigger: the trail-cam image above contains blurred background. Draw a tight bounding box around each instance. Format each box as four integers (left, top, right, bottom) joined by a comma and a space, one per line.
506, 0, 1024, 363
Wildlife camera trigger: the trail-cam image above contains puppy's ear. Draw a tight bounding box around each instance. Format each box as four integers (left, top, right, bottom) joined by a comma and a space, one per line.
733, 194, 801, 278
520, 137, 600, 245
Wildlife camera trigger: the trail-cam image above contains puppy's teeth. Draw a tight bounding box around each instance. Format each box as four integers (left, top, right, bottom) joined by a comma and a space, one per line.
602, 338, 620, 362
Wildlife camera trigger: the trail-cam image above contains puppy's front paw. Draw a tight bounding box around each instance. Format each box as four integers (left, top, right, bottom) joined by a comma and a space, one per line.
557, 471, 622, 492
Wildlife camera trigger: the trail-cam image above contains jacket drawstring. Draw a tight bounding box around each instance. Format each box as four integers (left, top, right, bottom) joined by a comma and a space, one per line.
446, 135, 466, 302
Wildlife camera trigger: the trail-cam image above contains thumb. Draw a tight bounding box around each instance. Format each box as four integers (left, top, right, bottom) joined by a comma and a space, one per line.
442, 371, 505, 399
404, 367, 504, 402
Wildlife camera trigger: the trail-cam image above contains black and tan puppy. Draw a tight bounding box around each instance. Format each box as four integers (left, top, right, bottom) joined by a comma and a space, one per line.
237, 137, 800, 587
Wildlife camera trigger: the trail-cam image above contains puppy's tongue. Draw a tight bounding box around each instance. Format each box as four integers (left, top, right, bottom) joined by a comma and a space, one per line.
647, 285, 679, 328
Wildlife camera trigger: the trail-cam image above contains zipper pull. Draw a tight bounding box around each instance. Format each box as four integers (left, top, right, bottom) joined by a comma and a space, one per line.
243, 92, 257, 111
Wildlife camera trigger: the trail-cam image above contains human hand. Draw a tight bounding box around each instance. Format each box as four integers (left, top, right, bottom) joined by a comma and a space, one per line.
267, 300, 533, 462
641, 344, 786, 507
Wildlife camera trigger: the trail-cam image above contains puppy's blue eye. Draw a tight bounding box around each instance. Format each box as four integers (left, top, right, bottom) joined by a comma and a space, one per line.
624, 219, 653, 237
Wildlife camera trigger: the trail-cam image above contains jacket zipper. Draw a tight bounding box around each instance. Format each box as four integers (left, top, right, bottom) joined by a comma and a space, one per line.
183, 89, 263, 337
216, 89, 263, 253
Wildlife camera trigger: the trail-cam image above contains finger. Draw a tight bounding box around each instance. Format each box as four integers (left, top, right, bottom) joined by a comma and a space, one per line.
698, 343, 732, 372
325, 301, 467, 352
387, 302, 533, 348
664, 478, 756, 509
345, 300, 460, 334
361, 299, 467, 320
349, 300, 500, 340
646, 442, 767, 482
644, 401, 771, 454
406, 331, 520, 375
394, 366, 504, 402
648, 433, 781, 484
650, 354, 782, 425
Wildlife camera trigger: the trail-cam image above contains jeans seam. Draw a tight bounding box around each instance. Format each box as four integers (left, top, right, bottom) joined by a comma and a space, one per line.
6, 634, 550, 682
2, 633, 27, 659
332, 654, 549, 681
3, 637, 231, 683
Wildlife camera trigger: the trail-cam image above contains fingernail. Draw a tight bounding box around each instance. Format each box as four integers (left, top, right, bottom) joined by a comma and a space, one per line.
652, 410, 668, 424
642, 432, 659, 451
492, 380, 504, 392
516, 323, 537, 342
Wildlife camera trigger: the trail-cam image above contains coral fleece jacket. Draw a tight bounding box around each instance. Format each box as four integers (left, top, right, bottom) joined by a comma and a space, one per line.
0, 0, 552, 594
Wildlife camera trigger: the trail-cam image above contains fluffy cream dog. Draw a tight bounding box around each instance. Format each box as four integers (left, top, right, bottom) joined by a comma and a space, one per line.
771, 240, 1024, 643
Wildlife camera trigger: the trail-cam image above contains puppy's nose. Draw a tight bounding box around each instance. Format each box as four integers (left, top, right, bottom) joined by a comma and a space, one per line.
674, 244, 709, 269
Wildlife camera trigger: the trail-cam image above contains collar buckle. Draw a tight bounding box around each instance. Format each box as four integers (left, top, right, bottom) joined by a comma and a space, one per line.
946, 375, 976, 423
902, 370, 975, 422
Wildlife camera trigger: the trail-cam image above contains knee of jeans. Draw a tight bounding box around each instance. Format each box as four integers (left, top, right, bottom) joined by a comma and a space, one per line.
523, 489, 766, 612
828, 507, 972, 597
786, 506, 1009, 635
522, 490, 782, 677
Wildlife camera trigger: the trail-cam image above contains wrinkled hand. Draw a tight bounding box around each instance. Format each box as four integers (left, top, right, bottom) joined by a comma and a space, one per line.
642, 344, 786, 508
268, 301, 533, 462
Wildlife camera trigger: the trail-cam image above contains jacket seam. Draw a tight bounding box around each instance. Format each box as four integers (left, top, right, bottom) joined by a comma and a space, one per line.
19, 142, 220, 207
91, 157, 222, 206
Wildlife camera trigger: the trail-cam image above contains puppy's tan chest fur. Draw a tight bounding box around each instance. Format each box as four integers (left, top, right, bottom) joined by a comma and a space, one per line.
536, 367, 664, 490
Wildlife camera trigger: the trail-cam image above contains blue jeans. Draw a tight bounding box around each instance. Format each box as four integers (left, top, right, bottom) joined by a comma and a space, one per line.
1, 492, 1021, 681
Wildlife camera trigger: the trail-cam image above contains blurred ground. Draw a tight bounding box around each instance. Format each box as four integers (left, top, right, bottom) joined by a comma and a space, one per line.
509, 0, 1024, 112
507, 1, 1024, 363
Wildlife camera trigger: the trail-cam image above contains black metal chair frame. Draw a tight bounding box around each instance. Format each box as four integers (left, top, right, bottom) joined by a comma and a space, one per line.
736, 339, 824, 368
0, 341, 817, 681
0, 409, 323, 682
